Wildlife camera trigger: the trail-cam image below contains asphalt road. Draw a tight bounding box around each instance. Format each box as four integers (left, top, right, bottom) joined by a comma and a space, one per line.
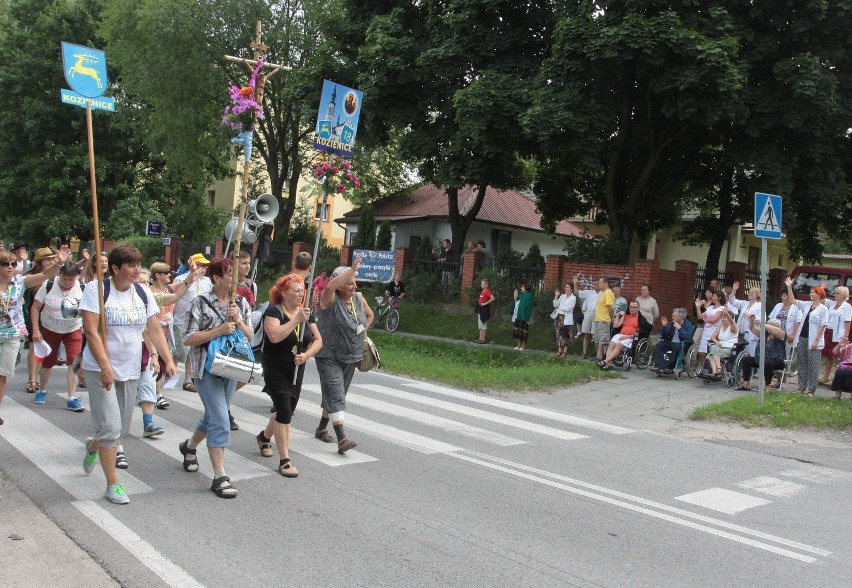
1, 362, 850, 587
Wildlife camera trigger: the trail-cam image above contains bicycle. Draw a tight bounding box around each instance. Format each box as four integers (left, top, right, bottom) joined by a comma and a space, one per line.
373, 296, 401, 332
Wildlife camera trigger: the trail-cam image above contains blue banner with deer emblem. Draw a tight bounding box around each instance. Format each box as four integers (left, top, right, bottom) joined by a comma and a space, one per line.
62, 42, 107, 98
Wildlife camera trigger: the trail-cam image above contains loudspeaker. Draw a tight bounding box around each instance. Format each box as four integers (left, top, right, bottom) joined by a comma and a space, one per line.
248, 193, 279, 223
224, 218, 257, 244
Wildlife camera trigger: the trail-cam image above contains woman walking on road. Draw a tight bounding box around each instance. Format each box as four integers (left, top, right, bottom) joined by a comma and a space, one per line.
313, 254, 373, 454
30, 261, 84, 410
0, 246, 70, 426
256, 273, 322, 476
79, 245, 176, 504
178, 257, 252, 498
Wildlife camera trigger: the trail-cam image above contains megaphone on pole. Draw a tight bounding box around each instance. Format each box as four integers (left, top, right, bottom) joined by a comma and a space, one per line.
247, 193, 279, 224
225, 217, 257, 245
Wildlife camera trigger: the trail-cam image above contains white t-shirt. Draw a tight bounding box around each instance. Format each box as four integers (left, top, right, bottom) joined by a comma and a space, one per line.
34, 279, 83, 334
791, 300, 829, 348
80, 279, 159, 381
172, 274, 212, 331
729, 297, 761, 342
578, 289, 600, 314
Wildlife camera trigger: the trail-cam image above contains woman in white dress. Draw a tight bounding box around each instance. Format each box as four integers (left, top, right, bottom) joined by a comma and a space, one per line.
694, 290, 727, 369
729, 282, 762, 356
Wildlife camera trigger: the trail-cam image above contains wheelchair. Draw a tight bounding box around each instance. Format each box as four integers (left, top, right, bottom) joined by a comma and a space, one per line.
633, 334, 653, 370
699, 341, 750, 387
653, 340, 694, 379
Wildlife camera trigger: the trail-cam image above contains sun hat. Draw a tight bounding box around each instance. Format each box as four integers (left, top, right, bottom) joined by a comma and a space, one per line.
33, 247, 57, 264
189, 253, 210, 265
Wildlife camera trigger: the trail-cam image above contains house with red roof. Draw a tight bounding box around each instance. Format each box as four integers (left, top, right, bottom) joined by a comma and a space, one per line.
337, 184, 584, 256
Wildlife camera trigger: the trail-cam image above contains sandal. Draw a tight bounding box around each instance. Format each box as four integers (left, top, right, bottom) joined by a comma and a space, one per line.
25, 381, 37, 394
155, 396, 170, 409
179, 439, 199, 472
210, 476, 238, 498
278, 461, 299, 478
806, 391, 815, 397
116, 450, 128, 470
182, 382, 197, 393
314, 428, 335, 443
143, 422, 164, 437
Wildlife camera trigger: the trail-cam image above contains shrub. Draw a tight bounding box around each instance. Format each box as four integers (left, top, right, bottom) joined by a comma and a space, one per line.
376, 220, 393, 251
120, 236, 164, 267
402, 269, 440, 302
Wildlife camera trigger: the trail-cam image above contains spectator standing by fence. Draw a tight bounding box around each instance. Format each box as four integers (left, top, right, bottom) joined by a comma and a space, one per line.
574, 275, 601, 360
594, 278, 615, 361
476, 279, 495, 344
636, 284, 659, 335
552, 283, 576, 357
511, 283, 533, 351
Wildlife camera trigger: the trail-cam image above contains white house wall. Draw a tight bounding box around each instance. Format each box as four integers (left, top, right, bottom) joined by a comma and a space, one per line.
345, 219, 570, 256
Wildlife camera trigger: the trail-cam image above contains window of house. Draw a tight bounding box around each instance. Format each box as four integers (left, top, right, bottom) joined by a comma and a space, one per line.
491, 229, 511, 255
747, 246, 759, 271
409, 236, 421, 251
315, 203, 329, 221
348, 232, 358, 245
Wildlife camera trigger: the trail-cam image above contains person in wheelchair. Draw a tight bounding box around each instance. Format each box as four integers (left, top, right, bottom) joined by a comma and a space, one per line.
704, 311, 738, 380
598, 302, 649, 369
650, 308, 694, 374
737, 316, 787, 392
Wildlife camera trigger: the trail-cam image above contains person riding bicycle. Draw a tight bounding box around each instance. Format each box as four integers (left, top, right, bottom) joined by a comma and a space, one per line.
384, 273, 405, 300
650, 308, 694, 374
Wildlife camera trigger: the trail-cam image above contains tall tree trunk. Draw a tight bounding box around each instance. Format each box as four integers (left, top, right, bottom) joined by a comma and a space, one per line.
447, 185, 488, 261
703, 169, 736, 287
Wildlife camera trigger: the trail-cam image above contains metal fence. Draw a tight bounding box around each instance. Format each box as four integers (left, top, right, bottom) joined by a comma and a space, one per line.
694, 266, 731, 300
409, 258, 462, 294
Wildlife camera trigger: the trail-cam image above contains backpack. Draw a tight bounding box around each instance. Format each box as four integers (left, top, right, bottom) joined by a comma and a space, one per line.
102, 278, 149, 312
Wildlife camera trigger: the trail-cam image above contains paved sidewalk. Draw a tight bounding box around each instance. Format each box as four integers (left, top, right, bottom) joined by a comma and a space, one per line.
0, 473, 118, 588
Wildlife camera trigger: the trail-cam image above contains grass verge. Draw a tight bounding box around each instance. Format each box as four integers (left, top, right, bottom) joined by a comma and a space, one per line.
369, 331, 617, 391
691, 392, 852, 428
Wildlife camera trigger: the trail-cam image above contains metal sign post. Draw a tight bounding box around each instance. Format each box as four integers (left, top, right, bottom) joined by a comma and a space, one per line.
754, 192, 783, 406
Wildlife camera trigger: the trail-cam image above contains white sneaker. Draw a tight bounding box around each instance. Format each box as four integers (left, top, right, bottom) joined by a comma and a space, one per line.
104, 482, 129, 505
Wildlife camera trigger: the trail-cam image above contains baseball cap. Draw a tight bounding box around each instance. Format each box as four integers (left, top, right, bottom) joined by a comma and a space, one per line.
33, 247, 57, 263
10, 241, 28, 252
189, 253, 210, 265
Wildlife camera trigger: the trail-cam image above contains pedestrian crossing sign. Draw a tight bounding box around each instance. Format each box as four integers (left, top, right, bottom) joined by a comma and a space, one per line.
754, 193, 782, 239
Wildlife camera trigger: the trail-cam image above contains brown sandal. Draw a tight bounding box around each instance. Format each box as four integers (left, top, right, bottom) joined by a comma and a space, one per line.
182, 382, 197, 393
26, 381, 37, 393
314, 428, 334, 443
278, 461, 299, 477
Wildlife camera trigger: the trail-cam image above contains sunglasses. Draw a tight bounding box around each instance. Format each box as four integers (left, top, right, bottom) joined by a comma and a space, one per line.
0, 261, 15, 267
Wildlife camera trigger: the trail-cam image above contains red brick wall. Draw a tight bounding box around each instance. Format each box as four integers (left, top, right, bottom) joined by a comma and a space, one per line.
394, 247, 412, 277
545, 257, 697, 332
340, 245, 353, 267
291, 241, 310, 270
163, 237, 181, 269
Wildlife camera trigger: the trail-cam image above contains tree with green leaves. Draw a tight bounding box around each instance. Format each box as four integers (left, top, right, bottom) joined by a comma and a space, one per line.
375, 220, 392, 251
100, 0, 363, 244
676, 0, 852, 271
354, 0, 552, 258
526, 1, 743, 262
0, 0, 227, 245
354, 203, 376, 249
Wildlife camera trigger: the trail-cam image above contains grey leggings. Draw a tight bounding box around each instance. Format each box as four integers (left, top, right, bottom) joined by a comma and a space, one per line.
83, 370, 138, 448
796, 338, 820, 392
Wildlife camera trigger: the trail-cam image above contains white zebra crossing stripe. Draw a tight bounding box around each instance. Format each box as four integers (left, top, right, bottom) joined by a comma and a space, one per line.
0, 398, 153, 500
398, 380, 634, 435
239, 386, 461, 454
675, 488, 772, 515
73, 500, 205, 588
736, 477, 807, 498
343, 384, 588, 442
190, 395, 379, 467
313, 388, 526, 447
126, 404, 270, 482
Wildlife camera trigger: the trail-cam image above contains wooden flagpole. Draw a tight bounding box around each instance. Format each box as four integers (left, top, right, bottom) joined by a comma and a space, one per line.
85, 103, 107, 343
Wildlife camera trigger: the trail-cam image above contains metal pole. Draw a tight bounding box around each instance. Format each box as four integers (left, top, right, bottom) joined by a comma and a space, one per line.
758, 238, 768, 405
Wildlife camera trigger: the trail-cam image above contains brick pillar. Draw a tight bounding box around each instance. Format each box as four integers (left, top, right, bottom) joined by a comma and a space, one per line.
459, 251, 481, 304
725, 261, 747, 292
214, 238, 225, 259
291, 241, 310, 269
340, 245, 353, 267
768, 267, 788, 299
100, 239, 115, 253
674, 259, 699, 313
394, 247, 412, 276
164, 236, 181, 270
544, 255, 565, 294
